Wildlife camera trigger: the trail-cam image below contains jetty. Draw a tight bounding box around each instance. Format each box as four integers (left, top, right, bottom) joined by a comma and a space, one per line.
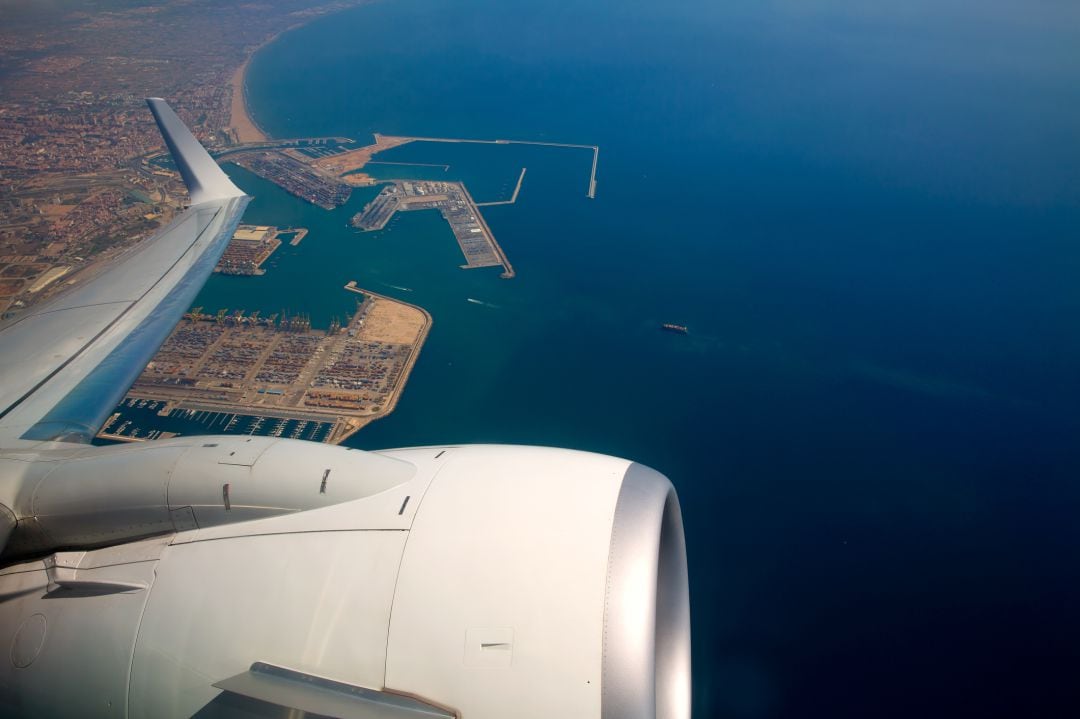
477, 167, 527, 207
285, 227, 309, 246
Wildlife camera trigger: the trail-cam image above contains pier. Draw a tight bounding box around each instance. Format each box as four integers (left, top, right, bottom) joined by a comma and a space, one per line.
476, 167, 527, 207
350, 180, 515, 278
459, 183, 515, 278
284, 227, 309, 246
215, 224, 288, 276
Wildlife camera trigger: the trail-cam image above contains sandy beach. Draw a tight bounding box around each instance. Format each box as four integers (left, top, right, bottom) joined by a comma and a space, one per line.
228, 47, 271, 143
227, 4, 376, 144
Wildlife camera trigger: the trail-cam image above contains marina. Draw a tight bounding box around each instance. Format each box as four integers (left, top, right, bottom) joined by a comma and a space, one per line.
97, 398, 335, 444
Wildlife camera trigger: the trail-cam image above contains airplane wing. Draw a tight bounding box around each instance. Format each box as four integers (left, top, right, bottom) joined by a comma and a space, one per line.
0, 99, 250, 446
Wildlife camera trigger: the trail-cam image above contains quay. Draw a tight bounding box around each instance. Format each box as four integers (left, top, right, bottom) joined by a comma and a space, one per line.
459, 183, 515, 279
217, 132, 595, 227
350, 180, 515, 278
215, 224, 290, 276
343, 282, 434, 435
229, 151, 351, 209
102, 288, 432, 445
284, 227, 309, 246
212, 137, 356, 159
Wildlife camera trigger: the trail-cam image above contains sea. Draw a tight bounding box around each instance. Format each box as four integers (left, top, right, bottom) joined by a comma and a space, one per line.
169, 0, 1080, 715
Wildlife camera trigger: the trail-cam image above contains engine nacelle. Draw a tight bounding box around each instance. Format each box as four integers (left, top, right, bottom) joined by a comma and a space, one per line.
0, 443, 690, 718
0, 435, 414, 560
380, 445, 691, 719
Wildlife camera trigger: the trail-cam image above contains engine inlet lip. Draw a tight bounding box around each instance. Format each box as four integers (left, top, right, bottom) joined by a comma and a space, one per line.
601, 462, 691, 719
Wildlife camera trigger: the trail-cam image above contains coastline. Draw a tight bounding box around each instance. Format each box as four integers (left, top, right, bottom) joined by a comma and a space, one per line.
228, 51, 269, 143
228, 25, 303, 144
227, 2, 376, 144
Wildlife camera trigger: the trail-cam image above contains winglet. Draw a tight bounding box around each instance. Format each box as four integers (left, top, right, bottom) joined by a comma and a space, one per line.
146, 97, 244, 205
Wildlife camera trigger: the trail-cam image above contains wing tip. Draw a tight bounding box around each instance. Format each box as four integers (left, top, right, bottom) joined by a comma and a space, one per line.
146, 97, 244, 205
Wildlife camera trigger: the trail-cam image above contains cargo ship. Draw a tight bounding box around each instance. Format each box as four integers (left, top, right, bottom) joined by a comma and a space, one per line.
661, 323, 689, 334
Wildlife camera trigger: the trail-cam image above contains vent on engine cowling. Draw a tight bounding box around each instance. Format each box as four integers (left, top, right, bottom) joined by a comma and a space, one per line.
602, 463, 691, 719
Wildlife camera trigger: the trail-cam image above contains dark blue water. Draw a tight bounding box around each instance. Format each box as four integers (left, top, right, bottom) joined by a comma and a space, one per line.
236, 1, 1080, 715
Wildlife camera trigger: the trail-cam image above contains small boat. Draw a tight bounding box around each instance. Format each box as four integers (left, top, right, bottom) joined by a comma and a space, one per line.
661, 323, 689, 334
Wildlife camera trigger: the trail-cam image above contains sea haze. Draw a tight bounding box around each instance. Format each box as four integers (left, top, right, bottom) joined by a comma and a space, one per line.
223, 0, 1080, 715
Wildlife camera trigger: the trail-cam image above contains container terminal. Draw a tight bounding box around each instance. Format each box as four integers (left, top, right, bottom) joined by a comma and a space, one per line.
351, 180, 515, 278
98, 288, 431, 445
214, 131, 597, 280
229, 150, 352, 209
214, 224, 302, 276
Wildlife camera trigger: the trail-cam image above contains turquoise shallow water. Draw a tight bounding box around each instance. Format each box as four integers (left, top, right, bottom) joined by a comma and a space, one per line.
194, 0, 1080, 715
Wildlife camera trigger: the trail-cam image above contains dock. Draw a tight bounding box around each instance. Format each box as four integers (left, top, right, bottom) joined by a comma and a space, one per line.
350, 180, 515, 278
285, 227, 309, 246
215, 224, 288, 276
101, 289, 432, 445
217, 132, 598, 204
230, 151, 352, 209
459, 183, 515, 278
341, 282, 434, 438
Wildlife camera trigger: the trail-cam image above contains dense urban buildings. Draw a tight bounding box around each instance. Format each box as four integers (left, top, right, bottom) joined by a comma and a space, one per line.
0, 0, 366, 315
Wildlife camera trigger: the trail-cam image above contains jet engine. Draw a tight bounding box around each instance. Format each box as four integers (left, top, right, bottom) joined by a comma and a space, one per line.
0, 440, 690, 718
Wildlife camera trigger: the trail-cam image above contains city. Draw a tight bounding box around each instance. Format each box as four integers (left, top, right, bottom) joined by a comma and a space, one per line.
0, 0, 367, 315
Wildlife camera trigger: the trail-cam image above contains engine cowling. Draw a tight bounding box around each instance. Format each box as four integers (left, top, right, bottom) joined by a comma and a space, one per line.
0, 443, 690, 718
380, 446, 691, 719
